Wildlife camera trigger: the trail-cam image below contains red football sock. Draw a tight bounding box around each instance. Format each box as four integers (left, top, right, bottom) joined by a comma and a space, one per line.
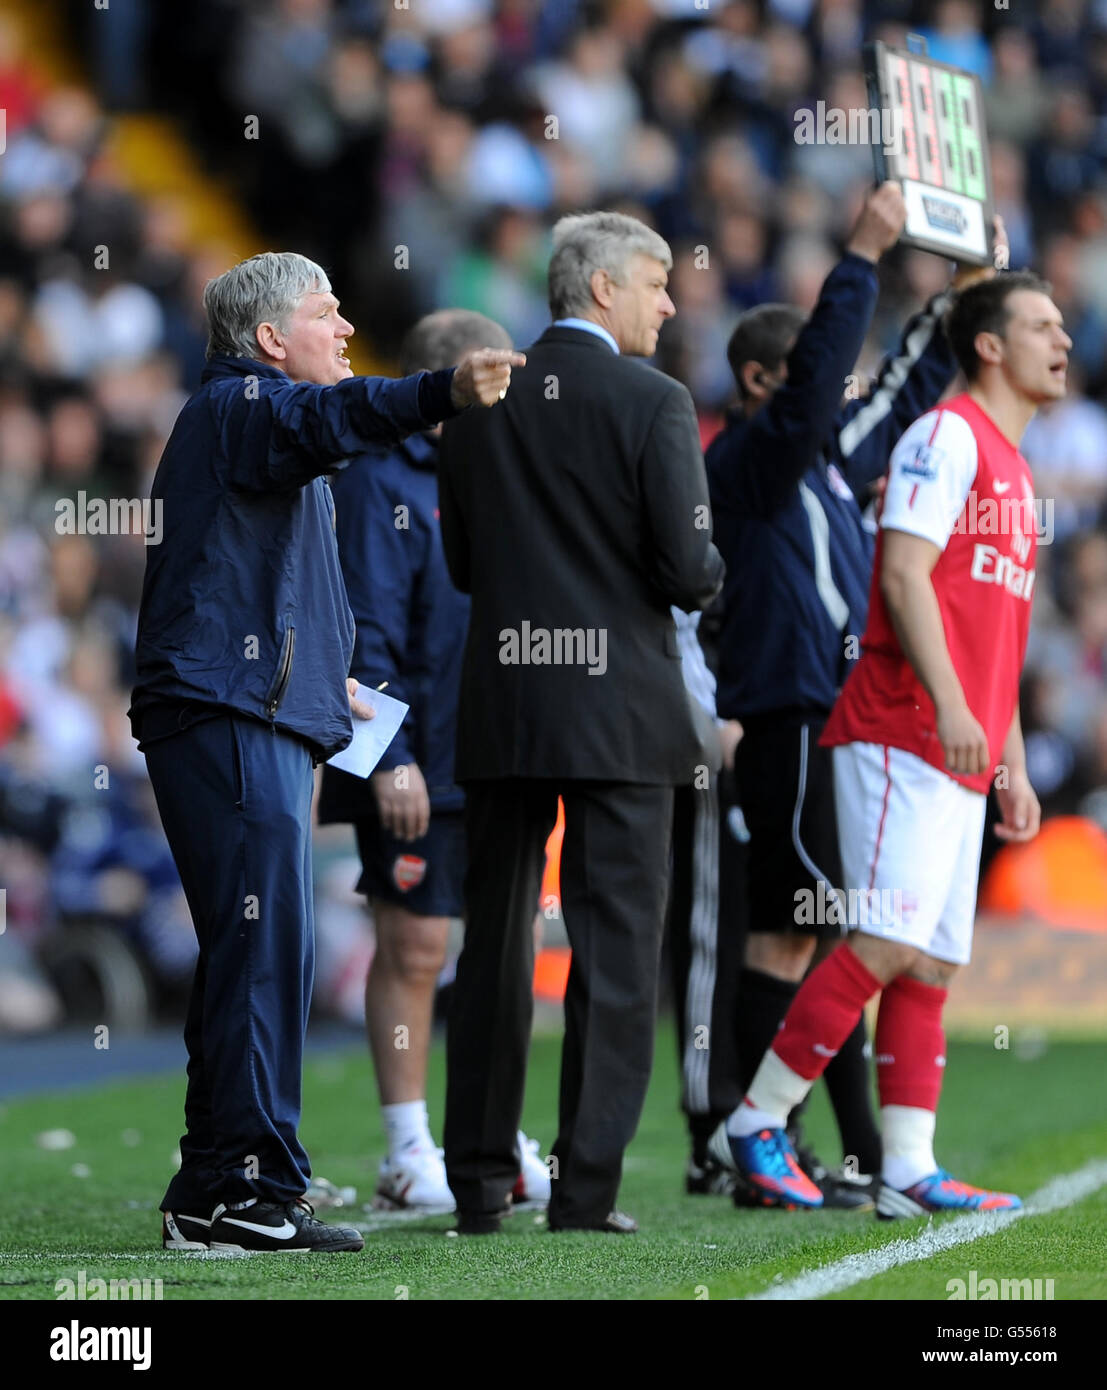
771, 944, 883, 1083
875, 974, 948, 1111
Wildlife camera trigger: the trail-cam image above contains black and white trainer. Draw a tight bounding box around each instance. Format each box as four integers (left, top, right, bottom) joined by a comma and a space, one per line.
685, 1156, 738, 1197
162, 1210, 213, 1250
207, 1196, 364, 1253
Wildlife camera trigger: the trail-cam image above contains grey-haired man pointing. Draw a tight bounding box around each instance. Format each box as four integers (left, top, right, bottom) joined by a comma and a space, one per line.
130, 251, 522, 1253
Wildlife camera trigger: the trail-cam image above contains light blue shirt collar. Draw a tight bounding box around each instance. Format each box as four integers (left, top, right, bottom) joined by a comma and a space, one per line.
552, 318, 620, 355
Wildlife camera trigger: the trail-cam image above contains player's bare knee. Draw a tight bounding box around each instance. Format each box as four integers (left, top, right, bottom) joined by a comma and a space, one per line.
746, 930, 815, 982
906, 954, 960, 988
393, 917, 450, 984
849, 930, 919, 983
371, 904, 443, 979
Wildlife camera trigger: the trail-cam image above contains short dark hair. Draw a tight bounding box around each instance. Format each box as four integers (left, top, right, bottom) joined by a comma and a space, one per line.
399, 309, 512, 375
944, 271, 1053, 382
726, 304, 805, 397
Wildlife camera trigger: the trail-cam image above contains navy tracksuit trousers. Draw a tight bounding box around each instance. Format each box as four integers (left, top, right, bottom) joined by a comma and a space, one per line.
144, 714, 315, 1211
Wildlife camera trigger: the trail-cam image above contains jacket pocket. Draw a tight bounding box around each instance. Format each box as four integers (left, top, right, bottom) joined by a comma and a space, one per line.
229, 718, 247, 811
265, 616, 296, 719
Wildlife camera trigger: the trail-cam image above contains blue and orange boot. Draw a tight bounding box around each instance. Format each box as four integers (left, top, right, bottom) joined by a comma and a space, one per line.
877, 1168, 1022, 1220
707, 1123, 824, 1210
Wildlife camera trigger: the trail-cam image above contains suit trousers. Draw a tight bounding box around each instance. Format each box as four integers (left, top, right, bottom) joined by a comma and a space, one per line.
445, 778, 674, 1226
144, 714, 315, 1211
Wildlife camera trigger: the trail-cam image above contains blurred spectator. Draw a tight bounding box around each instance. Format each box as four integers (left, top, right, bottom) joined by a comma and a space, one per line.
1020, 372, 1107, 542
985, 27, 1049, 147
1027, 88, 1103, 232
1032, 0, 1094, 74
439, 205, 549, 344
530, 23, 641, 190
1040, 231, 1107, 389
653, 241, 739, 408
0, 15, 41, 139
1027, 530, 1107, 759
1077, 700, 1107, 832
33, 274, 163, 378
988, 140, 1036, 273
0, 89, 102, 200
920, 0, 992, 80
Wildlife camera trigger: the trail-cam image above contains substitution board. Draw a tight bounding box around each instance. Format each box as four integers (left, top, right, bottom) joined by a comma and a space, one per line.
864, 39, 996, 266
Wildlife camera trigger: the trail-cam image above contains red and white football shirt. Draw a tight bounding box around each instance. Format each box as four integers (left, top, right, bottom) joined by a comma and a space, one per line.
821, 393, 1037, 793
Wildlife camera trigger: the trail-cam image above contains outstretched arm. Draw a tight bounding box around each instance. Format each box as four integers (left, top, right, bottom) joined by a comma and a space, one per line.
224, 350, 526, 492
716, 182, 905, 517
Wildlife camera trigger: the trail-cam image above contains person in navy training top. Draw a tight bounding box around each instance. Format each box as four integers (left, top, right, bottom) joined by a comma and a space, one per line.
706, 183, 1007, 1206
318, 309, 550, 1213
129, 251, 522, 1253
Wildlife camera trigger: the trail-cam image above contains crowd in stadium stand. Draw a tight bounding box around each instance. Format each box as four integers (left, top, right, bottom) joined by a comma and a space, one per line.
2, 0, 1107, 1032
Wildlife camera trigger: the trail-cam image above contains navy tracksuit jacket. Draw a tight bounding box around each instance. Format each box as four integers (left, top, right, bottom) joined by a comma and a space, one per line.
707, 253, 959, 721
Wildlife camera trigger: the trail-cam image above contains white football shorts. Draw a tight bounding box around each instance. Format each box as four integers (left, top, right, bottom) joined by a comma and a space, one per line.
832, 741, 987, 965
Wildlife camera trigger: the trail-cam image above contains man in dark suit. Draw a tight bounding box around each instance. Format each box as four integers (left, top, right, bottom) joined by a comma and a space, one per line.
438, 211, 725, 1234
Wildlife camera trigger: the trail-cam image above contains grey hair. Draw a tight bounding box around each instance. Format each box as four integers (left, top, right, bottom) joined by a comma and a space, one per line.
399, 309, 512, 375
547, 211, 672, 319
203, 251, 331, 360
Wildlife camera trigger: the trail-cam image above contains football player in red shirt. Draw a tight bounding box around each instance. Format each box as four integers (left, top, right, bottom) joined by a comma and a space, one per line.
709, 271, 1069, 1215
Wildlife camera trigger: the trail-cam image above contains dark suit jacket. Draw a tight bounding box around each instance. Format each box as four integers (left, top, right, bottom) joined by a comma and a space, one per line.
438, 325, 725, 784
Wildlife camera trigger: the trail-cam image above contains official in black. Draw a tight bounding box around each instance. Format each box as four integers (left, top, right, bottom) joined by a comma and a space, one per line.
438, 211, 725, 1233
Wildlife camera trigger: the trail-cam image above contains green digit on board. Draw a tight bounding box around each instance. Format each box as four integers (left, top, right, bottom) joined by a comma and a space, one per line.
954, 75, 985, 200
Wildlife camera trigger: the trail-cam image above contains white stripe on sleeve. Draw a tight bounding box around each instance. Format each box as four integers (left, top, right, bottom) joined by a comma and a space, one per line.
879, 408, 978, 551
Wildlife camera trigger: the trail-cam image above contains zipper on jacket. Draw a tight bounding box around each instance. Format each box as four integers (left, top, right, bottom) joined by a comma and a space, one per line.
266, 620, 296, 721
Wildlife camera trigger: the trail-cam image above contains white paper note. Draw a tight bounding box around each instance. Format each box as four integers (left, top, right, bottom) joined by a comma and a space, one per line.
326, 684, 410, 779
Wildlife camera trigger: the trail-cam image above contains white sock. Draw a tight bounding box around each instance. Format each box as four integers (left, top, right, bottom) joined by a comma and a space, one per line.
881, 1104, 937, 1189
726, 1050, 813, 1138
382, 1100, 432, 1156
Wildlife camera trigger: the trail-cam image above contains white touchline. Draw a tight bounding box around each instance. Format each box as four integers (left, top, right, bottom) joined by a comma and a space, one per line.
354, 1207, 456, 1234
745, 1158, 1107, 1301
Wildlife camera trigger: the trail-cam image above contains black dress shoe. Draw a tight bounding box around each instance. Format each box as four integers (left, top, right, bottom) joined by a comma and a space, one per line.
548, 1209, 638, 1234
456, 1207, 510, 1235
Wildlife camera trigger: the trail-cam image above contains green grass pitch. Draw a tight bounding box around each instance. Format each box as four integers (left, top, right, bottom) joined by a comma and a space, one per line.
2, 1025, 1105, 1301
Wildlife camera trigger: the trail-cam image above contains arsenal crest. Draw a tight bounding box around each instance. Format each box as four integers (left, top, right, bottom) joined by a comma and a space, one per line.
392, 854, 427, 892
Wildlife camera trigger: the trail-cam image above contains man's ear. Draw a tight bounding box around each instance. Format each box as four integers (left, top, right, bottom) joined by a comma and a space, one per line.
589, 267, 616, 310
740, 359, 767, 401
255, 321, 286, 361
973, 330, 1004, 369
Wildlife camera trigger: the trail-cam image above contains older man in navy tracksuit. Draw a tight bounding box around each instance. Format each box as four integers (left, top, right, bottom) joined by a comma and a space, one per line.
706, 184, 1003, 1205
129, 252, 521, 1253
